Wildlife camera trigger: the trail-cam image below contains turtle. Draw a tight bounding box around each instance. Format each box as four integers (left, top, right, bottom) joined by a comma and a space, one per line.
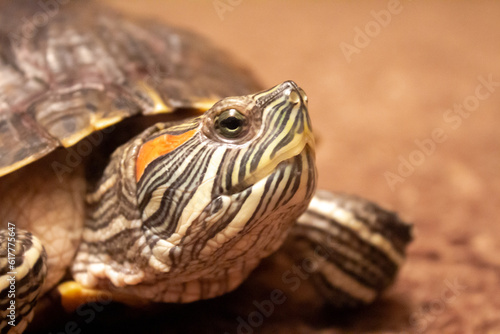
0, 1, 413, 333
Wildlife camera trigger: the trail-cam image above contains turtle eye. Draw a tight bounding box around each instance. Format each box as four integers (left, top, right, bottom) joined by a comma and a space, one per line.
215, 109, 247, 138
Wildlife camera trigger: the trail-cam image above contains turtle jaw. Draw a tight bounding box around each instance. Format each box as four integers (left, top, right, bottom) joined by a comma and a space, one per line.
225, 80, 315, 196
218, 143, 317, 255
229, 138, 315, 196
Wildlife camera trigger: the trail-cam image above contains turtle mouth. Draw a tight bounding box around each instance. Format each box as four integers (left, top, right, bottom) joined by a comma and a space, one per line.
228, 140, 315, 196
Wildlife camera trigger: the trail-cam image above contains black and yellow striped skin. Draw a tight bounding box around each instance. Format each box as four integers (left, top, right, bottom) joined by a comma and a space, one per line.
72, 81, 317, 302
0, 230, 46, 334
279, 191, 412, 308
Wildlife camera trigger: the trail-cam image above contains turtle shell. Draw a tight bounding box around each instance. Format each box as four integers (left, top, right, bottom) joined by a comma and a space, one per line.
0, 0, 261, 177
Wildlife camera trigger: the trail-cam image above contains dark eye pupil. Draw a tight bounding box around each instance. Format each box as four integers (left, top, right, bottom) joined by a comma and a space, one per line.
215, 109, 247, 139
220, 116, 241, 130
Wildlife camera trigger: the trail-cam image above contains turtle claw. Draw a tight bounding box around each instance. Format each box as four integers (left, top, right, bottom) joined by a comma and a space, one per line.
57, 281, 149, 313
57, 281, 112, 313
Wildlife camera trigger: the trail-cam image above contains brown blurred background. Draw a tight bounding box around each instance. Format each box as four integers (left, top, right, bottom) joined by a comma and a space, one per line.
36, 1, 500, 333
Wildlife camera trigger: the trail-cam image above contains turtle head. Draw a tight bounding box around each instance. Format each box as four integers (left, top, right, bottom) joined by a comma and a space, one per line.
77, 81, 316, 302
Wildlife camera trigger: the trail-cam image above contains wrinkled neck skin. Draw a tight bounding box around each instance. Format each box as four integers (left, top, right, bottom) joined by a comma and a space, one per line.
73, 82, 316, 303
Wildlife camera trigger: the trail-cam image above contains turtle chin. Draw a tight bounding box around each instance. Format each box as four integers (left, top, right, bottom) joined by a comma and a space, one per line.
218, 144, 317, 267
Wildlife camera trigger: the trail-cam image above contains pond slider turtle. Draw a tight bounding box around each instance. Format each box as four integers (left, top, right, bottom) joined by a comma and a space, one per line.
0, 1, 412, 333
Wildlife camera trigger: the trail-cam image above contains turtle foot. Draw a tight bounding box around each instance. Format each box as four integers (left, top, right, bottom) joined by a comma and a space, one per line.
0, 227, 47, 334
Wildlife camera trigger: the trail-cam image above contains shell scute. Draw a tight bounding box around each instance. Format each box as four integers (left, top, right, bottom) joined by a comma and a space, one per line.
0, 1, 261, 176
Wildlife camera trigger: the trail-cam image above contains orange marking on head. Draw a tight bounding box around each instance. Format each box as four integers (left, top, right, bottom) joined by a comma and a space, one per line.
136, 129, 197, 182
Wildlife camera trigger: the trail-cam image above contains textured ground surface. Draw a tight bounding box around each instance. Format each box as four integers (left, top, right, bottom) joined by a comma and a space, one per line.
29, 1, 500, 333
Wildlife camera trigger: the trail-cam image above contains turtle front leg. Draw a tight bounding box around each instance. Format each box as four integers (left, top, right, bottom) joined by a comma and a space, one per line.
277, 190, 413, 307
0, 228, 47, 334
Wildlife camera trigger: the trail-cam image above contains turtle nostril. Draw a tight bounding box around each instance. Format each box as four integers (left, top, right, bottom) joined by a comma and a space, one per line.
288, 90, 301, 105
